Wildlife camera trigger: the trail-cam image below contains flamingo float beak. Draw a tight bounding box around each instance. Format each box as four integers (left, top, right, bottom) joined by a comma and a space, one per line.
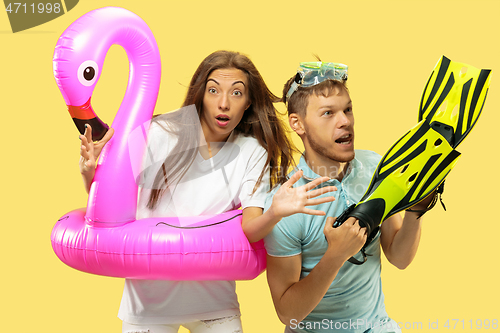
68, 97, 109, 141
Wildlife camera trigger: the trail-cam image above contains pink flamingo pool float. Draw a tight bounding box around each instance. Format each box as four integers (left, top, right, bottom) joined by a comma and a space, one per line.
51, 7, 266, 280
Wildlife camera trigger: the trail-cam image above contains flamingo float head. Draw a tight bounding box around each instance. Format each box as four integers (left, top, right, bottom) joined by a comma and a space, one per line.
53, 7, 160, 141
53, 7, 161, 223
53, 23, 103, 107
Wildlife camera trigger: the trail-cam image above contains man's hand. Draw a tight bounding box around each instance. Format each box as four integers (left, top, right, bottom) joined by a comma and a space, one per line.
409, 190, 436, 211
267, 216, 368, 325
324, 216, 367, 261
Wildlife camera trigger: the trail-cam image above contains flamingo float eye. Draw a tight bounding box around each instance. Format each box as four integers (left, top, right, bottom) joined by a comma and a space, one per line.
84, 67, 95, 80
77, 60, 99, 86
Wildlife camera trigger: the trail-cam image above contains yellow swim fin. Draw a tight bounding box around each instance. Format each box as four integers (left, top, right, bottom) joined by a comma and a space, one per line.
335, 120, 460, 237
334, 56, 491, 265
419, 55, 491, 148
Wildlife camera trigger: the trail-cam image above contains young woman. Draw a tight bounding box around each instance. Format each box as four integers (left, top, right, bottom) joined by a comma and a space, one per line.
79, 50, 336, 333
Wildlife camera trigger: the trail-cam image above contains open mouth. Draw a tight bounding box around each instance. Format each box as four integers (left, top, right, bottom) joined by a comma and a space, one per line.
335, 134, 352, 145
216, 115, 230, 126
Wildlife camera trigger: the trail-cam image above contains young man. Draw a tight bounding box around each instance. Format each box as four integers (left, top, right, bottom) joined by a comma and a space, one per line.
263, 62, 434, 333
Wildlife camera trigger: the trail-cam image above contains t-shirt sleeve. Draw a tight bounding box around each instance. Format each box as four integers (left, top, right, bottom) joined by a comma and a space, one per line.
239, 144, 270, 209
264, 220, 303, 257
263, 192, 303, 257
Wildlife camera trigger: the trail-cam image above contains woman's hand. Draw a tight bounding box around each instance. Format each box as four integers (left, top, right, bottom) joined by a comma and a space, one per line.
79, 124, 114, 174
79, 124, 114, 193
243, 170, 337, 243
269, 170, 337, 219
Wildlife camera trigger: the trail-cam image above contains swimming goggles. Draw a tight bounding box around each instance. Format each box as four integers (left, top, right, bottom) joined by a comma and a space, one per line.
286, 62, 348, 101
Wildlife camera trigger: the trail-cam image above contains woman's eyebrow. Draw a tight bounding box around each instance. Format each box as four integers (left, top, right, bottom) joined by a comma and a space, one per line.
232, 81, 246, 86
206, 79, 246, 87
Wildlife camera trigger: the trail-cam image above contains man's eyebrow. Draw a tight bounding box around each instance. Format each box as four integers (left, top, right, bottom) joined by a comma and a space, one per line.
342, 100, 353, 109
317, 100, 353, 110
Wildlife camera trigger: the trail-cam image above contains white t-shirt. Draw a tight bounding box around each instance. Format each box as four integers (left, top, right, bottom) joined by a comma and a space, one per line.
118, 119, 270, 324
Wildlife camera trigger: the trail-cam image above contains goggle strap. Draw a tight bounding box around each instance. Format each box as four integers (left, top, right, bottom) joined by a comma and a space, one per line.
286, 81, 299, 102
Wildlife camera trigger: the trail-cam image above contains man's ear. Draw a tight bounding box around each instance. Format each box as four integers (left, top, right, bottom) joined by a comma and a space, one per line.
289, 113, 305, 136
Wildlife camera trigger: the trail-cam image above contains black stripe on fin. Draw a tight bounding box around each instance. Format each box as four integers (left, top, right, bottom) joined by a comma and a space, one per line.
390, 154, 441, 214
420, 56, 451, 117
455, 78, 472, 147
419, 72, 433, 121
383, 121, 431, 167
468, 69, 491, 129
415, 149, 461, 199
453, 69, 490, 148
424, 73, 455, 122
378, 140, 427, 181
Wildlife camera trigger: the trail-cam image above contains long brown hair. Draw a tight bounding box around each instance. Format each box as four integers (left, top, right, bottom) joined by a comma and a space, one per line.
147, 50, 296, 209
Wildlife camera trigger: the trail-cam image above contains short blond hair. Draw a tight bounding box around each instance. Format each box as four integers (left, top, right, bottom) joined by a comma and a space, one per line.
282, 78, 348, 117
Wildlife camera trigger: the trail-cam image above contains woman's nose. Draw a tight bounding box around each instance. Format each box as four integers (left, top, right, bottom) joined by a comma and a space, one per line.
219, 93, 229, 110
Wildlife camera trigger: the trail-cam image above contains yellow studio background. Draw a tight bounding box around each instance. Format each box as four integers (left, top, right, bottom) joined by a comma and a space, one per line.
1, 0, 498, 332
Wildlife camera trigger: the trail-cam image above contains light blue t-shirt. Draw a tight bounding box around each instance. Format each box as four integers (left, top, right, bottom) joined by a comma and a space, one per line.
264, 150, 401, 333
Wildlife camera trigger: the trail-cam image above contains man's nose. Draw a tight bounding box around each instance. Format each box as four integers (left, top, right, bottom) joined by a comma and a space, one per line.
336, 111, 351, 127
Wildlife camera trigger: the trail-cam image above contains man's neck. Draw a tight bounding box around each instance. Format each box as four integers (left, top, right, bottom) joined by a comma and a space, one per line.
304, 149, 351, 182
